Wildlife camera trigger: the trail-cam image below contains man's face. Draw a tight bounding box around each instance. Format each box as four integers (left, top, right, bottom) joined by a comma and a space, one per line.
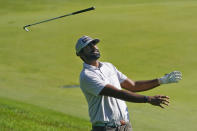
81, 42, 100, 61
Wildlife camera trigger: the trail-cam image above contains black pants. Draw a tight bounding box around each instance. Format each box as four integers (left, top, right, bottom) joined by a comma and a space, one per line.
91, 123, 132, 131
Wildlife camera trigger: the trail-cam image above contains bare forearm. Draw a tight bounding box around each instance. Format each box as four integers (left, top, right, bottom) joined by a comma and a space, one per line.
117, 89, 147, 103
133, 79, 160, 92
100, 84, 147, 103
100, 84, 170, 108
121, 78, 160, 92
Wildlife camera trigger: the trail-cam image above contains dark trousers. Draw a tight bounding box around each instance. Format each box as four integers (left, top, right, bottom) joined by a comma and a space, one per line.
91, 123, 132, 131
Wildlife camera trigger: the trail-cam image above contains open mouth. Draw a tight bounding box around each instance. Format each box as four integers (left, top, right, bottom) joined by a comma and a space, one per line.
91, 50, 99, 54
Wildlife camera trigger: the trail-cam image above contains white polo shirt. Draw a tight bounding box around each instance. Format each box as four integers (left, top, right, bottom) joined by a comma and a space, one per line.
80, 62, 130, 125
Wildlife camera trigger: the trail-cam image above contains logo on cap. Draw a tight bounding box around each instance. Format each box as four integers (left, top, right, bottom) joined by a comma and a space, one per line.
81, 36, 90, 44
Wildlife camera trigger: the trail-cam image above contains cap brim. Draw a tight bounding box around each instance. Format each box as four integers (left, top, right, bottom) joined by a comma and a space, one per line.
90, 39, 100, 45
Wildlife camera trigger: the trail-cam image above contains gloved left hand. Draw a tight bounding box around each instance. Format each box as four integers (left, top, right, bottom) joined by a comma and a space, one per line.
159, 71, 182, 84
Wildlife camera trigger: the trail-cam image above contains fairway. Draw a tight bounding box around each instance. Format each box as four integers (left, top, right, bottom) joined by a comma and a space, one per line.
0, 0, 197, 130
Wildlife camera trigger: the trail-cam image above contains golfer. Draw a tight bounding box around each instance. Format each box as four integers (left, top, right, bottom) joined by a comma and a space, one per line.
75, 36, 182, 131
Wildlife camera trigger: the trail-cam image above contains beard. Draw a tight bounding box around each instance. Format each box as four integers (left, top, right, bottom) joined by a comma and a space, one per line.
84, 50, 100, 61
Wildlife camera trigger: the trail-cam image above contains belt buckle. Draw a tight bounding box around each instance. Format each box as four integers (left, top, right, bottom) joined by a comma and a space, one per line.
111, 120, 126, 127
120, 120, 126, 125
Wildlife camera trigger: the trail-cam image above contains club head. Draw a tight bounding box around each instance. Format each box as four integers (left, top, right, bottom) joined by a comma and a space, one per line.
23, 26, 30, 32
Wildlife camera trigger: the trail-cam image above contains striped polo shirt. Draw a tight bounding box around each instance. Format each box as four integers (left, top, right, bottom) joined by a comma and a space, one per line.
79, 62, 130, 125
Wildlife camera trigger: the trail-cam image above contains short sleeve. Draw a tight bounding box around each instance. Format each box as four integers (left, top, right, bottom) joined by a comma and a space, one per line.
80, 72, 108, 96
110, 63, 127, 83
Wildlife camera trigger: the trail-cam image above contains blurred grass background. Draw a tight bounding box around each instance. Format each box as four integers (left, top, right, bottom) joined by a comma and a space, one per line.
0, 0, 197, 130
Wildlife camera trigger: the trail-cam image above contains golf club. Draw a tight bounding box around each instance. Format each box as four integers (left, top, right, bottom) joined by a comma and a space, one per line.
23, 6, 95, 32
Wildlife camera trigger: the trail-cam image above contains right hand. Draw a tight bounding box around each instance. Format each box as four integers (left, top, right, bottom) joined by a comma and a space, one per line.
148, 95, 170, 108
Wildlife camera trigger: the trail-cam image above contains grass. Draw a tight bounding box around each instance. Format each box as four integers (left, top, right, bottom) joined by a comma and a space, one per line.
0, 0, 197, 130
0, 97, 91, 131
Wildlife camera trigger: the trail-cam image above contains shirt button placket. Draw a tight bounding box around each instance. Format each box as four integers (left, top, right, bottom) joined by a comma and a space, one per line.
99, 68, 105, 79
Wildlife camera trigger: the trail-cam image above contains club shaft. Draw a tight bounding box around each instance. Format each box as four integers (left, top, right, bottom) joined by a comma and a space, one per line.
24, 13, 72, 28
24, 6, 95, 29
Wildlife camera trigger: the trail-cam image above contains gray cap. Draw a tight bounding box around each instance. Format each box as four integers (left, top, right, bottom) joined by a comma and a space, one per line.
75, 36, 100, 54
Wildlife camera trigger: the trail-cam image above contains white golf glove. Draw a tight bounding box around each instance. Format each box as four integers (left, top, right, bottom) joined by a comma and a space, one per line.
159, 71, 182, 84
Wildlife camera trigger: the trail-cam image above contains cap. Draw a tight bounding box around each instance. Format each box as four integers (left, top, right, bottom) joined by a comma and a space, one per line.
75, 36, 100, 54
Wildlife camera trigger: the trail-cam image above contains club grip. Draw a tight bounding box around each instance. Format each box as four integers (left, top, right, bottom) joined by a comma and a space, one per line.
72, 6, 95, 15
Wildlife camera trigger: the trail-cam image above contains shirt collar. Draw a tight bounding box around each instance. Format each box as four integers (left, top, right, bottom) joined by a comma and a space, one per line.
83, 62, 103, 70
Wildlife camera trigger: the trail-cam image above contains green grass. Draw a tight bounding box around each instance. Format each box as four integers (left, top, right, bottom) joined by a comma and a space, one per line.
0, 0, 197, 130
0, 97, 91, 131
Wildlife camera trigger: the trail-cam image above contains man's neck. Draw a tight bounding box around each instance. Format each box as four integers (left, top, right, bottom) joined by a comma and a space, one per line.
86, 60, 99, 67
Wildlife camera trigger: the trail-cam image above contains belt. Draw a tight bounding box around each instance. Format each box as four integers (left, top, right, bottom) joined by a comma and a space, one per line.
92, 120, 127, 128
